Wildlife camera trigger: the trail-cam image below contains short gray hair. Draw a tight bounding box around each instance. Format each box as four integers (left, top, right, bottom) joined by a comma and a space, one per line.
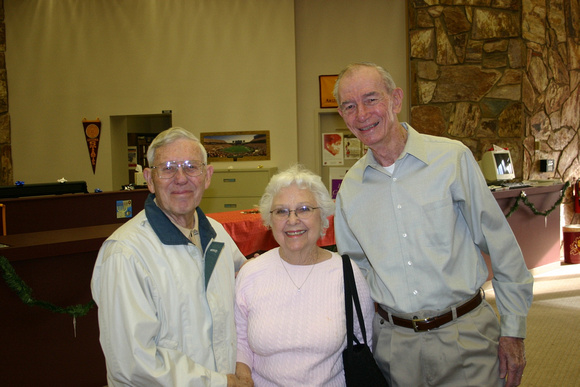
333, 62, 397, 106
259, 164, 335, 235
146, 127, 208, 166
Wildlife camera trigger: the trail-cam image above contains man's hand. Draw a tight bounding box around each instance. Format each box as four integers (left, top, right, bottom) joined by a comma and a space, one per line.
499, 336, 526, 387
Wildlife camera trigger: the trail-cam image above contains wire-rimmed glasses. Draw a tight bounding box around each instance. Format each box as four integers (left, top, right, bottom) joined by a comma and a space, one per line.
270, 205, 320, 220
151, 160, 206, 179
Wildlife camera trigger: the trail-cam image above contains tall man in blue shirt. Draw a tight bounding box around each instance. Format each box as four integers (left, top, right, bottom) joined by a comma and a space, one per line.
333, 62, 533, 387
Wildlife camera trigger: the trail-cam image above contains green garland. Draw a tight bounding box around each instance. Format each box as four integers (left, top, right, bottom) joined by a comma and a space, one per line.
0, 256, 95, 317
504, 181, 569, 218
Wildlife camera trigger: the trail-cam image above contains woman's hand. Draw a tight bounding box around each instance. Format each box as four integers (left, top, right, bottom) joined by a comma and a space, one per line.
227, 362, 253, 387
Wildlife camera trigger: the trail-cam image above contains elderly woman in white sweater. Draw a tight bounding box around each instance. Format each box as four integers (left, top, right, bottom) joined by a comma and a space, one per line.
234, 165, 374, 386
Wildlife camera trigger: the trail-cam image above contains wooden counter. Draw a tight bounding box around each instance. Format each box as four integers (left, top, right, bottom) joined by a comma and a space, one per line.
0, 189, 149, 235
0, 224, 122, 262
0, 229, 110, 386
485, 183, 565, 275
0, 190, 149, 386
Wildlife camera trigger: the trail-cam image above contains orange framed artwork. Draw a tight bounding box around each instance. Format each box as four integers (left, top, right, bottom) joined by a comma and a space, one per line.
319, 75, 338, 108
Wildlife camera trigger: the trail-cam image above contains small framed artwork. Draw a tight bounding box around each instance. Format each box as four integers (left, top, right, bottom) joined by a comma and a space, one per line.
200, 131, 271, 162
319, 75, 338, 108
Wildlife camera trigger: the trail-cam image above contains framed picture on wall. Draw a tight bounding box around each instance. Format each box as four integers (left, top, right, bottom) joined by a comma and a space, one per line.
200, 131, 271, 162
319, 75, 338, 108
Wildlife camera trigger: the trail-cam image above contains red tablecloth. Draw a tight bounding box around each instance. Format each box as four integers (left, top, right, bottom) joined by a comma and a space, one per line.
207, 209, 335, 256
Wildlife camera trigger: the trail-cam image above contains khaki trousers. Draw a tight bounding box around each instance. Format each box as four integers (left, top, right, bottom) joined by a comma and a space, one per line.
372, 300, 505, 387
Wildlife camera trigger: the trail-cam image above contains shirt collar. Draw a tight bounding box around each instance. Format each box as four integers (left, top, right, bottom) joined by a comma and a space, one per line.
399, 122, 430, 165
364, 122, 429, 171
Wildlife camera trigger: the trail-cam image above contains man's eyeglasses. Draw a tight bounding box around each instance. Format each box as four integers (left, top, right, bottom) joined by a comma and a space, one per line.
270, 205, 320, 220
151, 160, 206, 179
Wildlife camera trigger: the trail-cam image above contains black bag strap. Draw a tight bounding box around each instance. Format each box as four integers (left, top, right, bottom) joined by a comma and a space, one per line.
342, 254, 368, 352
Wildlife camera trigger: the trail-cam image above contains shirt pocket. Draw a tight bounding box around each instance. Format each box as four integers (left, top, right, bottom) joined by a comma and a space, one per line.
421, 197, 454, 248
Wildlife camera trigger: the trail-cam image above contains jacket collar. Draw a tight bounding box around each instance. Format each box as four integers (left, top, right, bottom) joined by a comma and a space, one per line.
144, 193, 217, 251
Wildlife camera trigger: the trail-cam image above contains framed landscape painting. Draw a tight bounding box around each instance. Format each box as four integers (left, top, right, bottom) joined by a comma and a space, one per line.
200, 131, 271, 162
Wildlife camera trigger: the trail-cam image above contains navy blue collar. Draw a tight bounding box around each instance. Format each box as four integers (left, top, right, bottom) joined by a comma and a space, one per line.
144, 194, 217, 251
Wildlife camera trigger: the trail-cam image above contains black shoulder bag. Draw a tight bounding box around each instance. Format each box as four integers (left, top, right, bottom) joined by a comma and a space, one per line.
342, 254, 389, 387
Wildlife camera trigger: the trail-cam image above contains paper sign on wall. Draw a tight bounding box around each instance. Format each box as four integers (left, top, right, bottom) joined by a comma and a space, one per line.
344, 135, 362, 159
329, 167, 349, 199
322, 133, 344, 166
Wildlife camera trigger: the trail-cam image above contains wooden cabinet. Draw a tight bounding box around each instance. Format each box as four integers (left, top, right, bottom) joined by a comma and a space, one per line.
491, 184, 564, 270
481, 183, 564, 279
201, 167, 277, 213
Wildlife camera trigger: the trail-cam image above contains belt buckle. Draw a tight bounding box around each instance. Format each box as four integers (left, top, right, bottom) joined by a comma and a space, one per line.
411, 316, 431, 332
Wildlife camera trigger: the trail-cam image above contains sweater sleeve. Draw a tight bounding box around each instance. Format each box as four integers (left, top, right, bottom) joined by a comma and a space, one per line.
234, 266, 254, 368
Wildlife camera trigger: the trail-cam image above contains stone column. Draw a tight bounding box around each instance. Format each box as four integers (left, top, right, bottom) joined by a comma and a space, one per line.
408, 0, 579, 186
0, 0, 12, 186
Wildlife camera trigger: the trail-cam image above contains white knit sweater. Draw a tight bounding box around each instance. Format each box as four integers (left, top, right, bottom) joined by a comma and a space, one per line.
235, 249, 374, 386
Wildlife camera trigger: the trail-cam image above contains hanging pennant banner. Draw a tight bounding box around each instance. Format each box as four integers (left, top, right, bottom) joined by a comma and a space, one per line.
82, 118, 101, 174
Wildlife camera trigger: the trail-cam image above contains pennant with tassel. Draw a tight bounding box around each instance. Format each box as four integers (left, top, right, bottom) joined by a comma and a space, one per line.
82, 118, 101, 174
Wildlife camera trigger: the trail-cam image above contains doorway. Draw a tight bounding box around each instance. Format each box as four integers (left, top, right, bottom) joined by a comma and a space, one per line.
110, 113, 172, 189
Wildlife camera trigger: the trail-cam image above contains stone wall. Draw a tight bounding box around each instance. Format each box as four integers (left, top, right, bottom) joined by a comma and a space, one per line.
0, 0, 12, 186
408, 0, 580, 190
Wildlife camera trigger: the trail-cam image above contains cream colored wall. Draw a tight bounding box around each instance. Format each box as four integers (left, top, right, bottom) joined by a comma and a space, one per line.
5, 0, 297, 192
5, 0, 408, 192
294, 0, 409, 175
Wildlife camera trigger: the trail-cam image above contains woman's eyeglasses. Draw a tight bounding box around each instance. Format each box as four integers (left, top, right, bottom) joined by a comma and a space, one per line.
270, 205, 320, 220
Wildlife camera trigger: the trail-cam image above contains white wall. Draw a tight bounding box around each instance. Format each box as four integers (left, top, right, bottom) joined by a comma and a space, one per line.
5, 0, 297, 191
295, 0, 408, 175
5, 0, 408, 192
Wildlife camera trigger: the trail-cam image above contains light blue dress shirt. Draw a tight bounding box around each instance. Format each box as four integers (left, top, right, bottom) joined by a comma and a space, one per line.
335, 124, 533, 338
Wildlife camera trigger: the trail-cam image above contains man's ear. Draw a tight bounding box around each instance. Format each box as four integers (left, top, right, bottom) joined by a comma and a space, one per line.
204, 164, 214, 190
143, 168, 155, 193
391, 87, 404, 114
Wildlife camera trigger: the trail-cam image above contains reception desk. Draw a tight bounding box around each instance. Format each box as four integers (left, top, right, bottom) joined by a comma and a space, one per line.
485, 183, 565, 275
0, 190, 149, 387
0, 226, 115, 386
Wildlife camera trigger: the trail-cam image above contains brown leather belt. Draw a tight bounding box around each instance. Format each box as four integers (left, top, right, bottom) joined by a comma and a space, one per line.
377, 291, 483, 332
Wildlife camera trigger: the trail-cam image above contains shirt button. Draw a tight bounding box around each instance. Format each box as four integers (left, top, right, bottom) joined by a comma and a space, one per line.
397, 204, 402, 209
393, 178, 397, 182
407, 261, 412, 266
413, 290, 419, 296
402, 233, 407, 238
